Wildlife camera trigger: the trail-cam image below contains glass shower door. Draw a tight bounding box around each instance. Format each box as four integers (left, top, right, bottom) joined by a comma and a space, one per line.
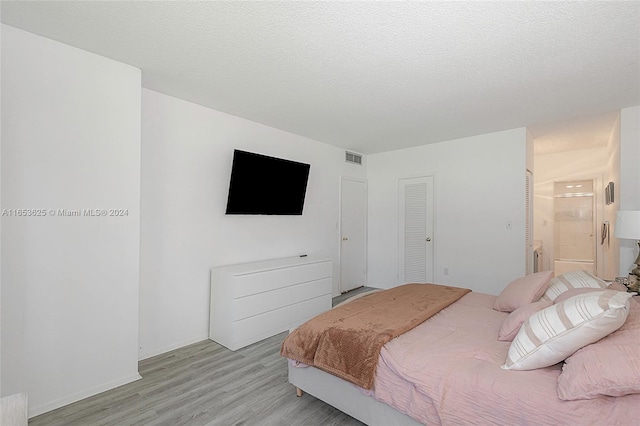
553, 180, 595, 276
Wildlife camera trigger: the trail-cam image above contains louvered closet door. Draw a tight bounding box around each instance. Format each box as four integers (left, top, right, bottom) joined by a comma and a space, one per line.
398, 176, 434, 284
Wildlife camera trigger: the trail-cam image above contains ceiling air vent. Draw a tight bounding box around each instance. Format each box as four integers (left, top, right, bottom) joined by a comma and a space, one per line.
345, 151, 363, 165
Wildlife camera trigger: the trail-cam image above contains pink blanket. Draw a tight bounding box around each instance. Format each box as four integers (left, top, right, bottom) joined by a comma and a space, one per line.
373, 292, 640, 425
281, 283, 470, 389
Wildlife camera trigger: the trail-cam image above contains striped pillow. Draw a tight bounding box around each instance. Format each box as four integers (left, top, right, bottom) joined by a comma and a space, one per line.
541, 270, 608, 302
502, 290, 633, 371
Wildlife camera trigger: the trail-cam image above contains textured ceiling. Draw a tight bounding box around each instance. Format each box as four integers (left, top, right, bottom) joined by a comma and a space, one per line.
2, 1, 639, 154
530, 111, 620, 156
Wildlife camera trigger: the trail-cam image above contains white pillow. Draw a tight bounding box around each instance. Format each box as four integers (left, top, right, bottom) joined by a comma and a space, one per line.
541, 270, 608, 302
502, 290, 633, 371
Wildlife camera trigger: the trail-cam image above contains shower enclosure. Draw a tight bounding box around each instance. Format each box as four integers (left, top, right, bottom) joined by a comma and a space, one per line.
553, 180, 596, 275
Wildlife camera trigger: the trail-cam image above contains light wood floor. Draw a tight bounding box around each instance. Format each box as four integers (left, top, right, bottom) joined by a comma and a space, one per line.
29, 287, 375, 426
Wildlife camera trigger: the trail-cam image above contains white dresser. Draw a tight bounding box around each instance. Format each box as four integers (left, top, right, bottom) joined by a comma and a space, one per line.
209, 256, 332, 351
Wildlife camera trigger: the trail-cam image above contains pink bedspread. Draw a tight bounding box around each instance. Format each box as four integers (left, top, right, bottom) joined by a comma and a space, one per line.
373, 292, 640, 425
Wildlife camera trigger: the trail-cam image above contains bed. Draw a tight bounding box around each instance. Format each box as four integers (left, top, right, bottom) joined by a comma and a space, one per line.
281, 272, 640, 425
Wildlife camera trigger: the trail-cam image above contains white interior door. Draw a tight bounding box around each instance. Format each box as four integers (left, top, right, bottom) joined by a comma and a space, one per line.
398, 176, 434, 284
526, 170, 533, 275
340, 177, 367, 293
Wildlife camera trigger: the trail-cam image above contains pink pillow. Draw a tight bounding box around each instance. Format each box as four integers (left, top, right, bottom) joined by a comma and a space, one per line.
498, 299, 552, 341
557, 298, 640, 400
553, 287, 609, 304
493, 271, 553, 312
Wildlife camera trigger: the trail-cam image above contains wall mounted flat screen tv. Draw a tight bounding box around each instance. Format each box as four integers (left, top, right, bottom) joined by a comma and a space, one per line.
225, 150, 311, 215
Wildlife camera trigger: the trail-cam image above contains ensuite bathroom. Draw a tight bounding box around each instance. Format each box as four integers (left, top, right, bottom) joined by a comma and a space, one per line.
532, 110, 620, 281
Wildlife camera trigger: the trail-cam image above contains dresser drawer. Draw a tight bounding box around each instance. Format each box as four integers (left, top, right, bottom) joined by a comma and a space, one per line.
233, 268, 293, 298
291, 278, 331, 304
233, 286, 290, 321
233, 306, 291, 344
289, 261, 331, 284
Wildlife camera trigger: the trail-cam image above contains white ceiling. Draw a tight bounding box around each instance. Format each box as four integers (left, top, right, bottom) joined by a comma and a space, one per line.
529, 110, 621, 156
2, 1, 639, 154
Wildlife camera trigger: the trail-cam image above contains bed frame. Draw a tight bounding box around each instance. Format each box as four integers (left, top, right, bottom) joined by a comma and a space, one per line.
289, 364, 421, 426
287, 287, 422, 425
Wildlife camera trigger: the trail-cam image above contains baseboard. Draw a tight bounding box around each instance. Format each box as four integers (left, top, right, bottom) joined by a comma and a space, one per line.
138, 335, 208, 361
29, 372, 142, 418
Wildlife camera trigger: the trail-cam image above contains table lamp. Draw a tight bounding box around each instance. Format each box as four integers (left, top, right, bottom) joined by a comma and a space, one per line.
614, 210, 640, 284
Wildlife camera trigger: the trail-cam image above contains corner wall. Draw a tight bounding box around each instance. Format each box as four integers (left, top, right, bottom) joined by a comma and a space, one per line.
619, 105, 640, 275
139, 89, 366, 359
1, 25, 141, 416
604, 114, 621, 279
366, 128, 527, 295
0, 8, 3, 401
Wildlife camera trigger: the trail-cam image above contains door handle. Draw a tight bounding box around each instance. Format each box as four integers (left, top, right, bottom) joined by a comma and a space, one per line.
426, 237, 432, 242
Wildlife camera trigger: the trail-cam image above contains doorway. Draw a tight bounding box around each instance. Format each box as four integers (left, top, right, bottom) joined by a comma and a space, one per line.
398, 176, 434, 284
340, 177, 367, 293
553, 179, 597, 275
530, 110, 620, 279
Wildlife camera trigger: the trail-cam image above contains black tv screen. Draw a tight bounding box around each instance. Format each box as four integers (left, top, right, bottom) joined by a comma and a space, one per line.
225, 150, 311, 215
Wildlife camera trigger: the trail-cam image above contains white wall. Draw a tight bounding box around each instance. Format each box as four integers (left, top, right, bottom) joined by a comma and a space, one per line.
526, 130, 535, 173
1, 25, 141, 416
367, 128, 527, 296
619, 105, 640, 275
0, 9, 3, 400
604, 114, 621, 279
139, 89, 365, 359
533, 146, 608, 276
